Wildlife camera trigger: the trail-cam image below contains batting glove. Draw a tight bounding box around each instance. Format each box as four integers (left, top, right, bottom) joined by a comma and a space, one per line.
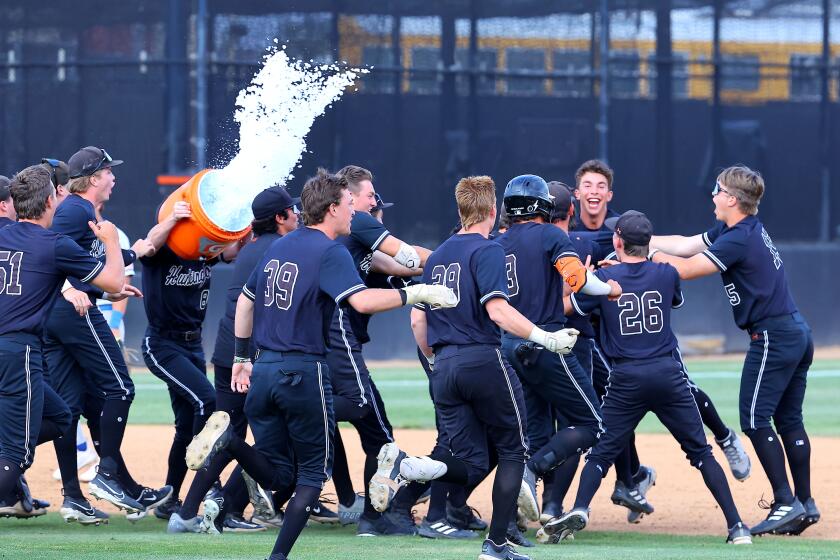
402, 284, 458, 308
528, 327, 579, 355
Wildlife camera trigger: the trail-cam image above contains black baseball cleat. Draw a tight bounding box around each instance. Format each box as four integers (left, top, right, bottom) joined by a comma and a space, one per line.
750, 498, 806, 536
154, 498, 183, 520
186, 411, 232, 470
60, 497, 110, 525
446, 502, 488, 531
541, 508, 589, 543
135, 485, 174, 512
517, 466, 540, 523
418, 517, 476, 539
224, 513, 267, 532
356, 511, 418, 536
779, 497, 820, 536
309, 500, 340, 524
89, 472, 144, 513
611, 480, 654, 515
506, 520, 534, 547
479, 538, 531, 560
726, 522, 753, 545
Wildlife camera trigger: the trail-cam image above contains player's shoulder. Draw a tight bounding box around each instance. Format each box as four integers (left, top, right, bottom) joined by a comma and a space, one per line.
56, 194, 93, 216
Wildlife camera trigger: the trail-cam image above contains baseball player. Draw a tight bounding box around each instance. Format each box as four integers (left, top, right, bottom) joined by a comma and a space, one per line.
44, 146, 170, 518
183, 169, 455, 560
649, 166, 818, 536
0, 165, 125, 520
543, 210, 752, 546
138, 198, 232, 523
168, 186, 302, 532
573, 160, 751, 520
497, 174, 621, 528
370, 175, 582, 560
327, 165, 430, 537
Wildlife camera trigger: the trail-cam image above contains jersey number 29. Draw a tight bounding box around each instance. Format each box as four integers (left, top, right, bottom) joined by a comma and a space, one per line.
617, 291, 663, 335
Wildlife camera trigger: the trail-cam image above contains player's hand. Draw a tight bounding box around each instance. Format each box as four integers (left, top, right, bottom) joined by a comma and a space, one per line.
131, 238, 156, 259
545, 328, 579, 354
402, 284, 458, 308
105, 284, 143, 302
584, 255, 595, 272
607, 279, 622, 301
171, 201, 192, 221
89, 220, 118, 244
62, 287, 92, 316
598, 258, 620, 268
231, 361, 253, 393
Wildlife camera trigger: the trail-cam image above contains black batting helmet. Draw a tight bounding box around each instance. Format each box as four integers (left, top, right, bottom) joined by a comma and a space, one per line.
503, 174, 554, 221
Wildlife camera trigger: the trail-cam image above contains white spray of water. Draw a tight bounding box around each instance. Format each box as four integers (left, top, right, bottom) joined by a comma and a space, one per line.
199, 46, 366, 231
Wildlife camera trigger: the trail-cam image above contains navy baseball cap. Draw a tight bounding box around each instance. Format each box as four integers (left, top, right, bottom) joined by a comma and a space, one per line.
0, 175, 10, 201
251, 186, 300, 220
68, 146, 123, 179
41, 159, 70, 187
547, 181, 573, 222
605, 210, 653, 245
372, 193, 394, 212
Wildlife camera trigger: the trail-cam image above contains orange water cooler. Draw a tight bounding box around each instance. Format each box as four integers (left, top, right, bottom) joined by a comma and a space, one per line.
157, 169, 252, 260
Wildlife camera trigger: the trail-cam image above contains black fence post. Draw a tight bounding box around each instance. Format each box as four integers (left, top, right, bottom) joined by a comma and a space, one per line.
655, 0, 673, 220
165, 0, 189, 173
819, 0, 832, 241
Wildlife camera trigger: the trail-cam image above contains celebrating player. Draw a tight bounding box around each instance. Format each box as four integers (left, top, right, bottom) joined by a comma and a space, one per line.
649, 166, 818, 535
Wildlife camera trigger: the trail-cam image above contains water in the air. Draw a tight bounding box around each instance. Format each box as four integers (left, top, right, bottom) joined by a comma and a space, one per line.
199, 45, 364, 232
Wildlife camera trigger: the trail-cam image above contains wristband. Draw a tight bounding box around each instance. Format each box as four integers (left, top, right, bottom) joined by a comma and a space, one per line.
108, 309, 124, 329
234, 336, 251, 360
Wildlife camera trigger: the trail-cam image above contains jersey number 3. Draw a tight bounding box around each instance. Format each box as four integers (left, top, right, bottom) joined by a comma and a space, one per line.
617, 291, 663, 335
0, 251, 23, 296
263, 260, 299, 311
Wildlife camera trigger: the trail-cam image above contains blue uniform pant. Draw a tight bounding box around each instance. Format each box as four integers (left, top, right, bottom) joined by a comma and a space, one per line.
0, 334, 44, 469
432, 344, 527, 485
245, 351, 334, 489
740, 313, 812, 435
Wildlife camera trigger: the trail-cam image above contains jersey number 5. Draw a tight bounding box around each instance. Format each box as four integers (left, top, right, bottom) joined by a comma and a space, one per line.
0, 251, 23, 296
263, 260, 299, 311
617, 291, 663, 335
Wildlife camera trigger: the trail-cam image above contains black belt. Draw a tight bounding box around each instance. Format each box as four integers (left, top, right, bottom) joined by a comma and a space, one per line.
152, 327, 202, 342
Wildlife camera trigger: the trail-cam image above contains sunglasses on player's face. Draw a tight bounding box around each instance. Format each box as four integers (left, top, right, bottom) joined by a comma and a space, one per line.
712, 181, 735, 198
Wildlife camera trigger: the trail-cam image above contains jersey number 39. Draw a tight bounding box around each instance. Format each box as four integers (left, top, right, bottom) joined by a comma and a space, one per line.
263, 260, 299, 311
617, 291, 663, 335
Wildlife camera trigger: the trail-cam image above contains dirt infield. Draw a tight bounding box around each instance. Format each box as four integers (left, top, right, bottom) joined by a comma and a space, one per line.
26, 427, 838, 539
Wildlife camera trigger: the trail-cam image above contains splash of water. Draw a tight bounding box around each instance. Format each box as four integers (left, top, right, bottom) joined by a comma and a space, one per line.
199, 46, 365, 232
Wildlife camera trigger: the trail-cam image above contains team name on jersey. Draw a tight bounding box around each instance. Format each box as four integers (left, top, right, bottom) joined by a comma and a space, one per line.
761, 227, 783, 270
164, 264, 211, 287
90, 238, 105, 259
360, 251, 373, 275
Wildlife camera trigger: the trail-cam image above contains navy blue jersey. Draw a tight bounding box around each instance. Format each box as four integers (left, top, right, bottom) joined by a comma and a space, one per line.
140, 244, 213, 331
212, 233, 279, 365
497, 222, 577, 326
564, 233, 604, 338
51, 194, 135, 298
337, 211, 392, 344
243, 227, 366, 354
571, 206, 620, 253
0, 222, 103, 336
571, 261, 684, 361
701, 216, 797, 330
423, 233, 509, 348
0, 217, 14, 228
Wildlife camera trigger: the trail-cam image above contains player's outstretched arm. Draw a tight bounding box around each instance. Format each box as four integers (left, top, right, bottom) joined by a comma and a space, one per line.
378, 235, 432, 269
87, 220, 127, 294
347, 284, 457, 315
650, 234, 706, 257
485, 298, 578, 354
650, 252, 718, 280
232, 293, 255, 393
370, 250, 421, 277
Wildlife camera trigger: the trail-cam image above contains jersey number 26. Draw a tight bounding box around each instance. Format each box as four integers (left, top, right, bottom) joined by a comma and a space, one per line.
617, 291, 663, 336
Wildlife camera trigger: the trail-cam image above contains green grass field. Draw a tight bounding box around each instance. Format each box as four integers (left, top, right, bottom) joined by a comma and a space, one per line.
17, 357, 833, 559
2, 515, 839, 560
126, 358, 840, 436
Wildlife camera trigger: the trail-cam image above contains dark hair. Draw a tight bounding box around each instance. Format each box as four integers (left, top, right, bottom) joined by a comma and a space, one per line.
251, 208, 291, 236
575, 159, 614, 190
301, 168, 348, 226
336, 165, 373, 194
623, 242, 649, 258
497, 203, 510, 230
10, 165, 55, 219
